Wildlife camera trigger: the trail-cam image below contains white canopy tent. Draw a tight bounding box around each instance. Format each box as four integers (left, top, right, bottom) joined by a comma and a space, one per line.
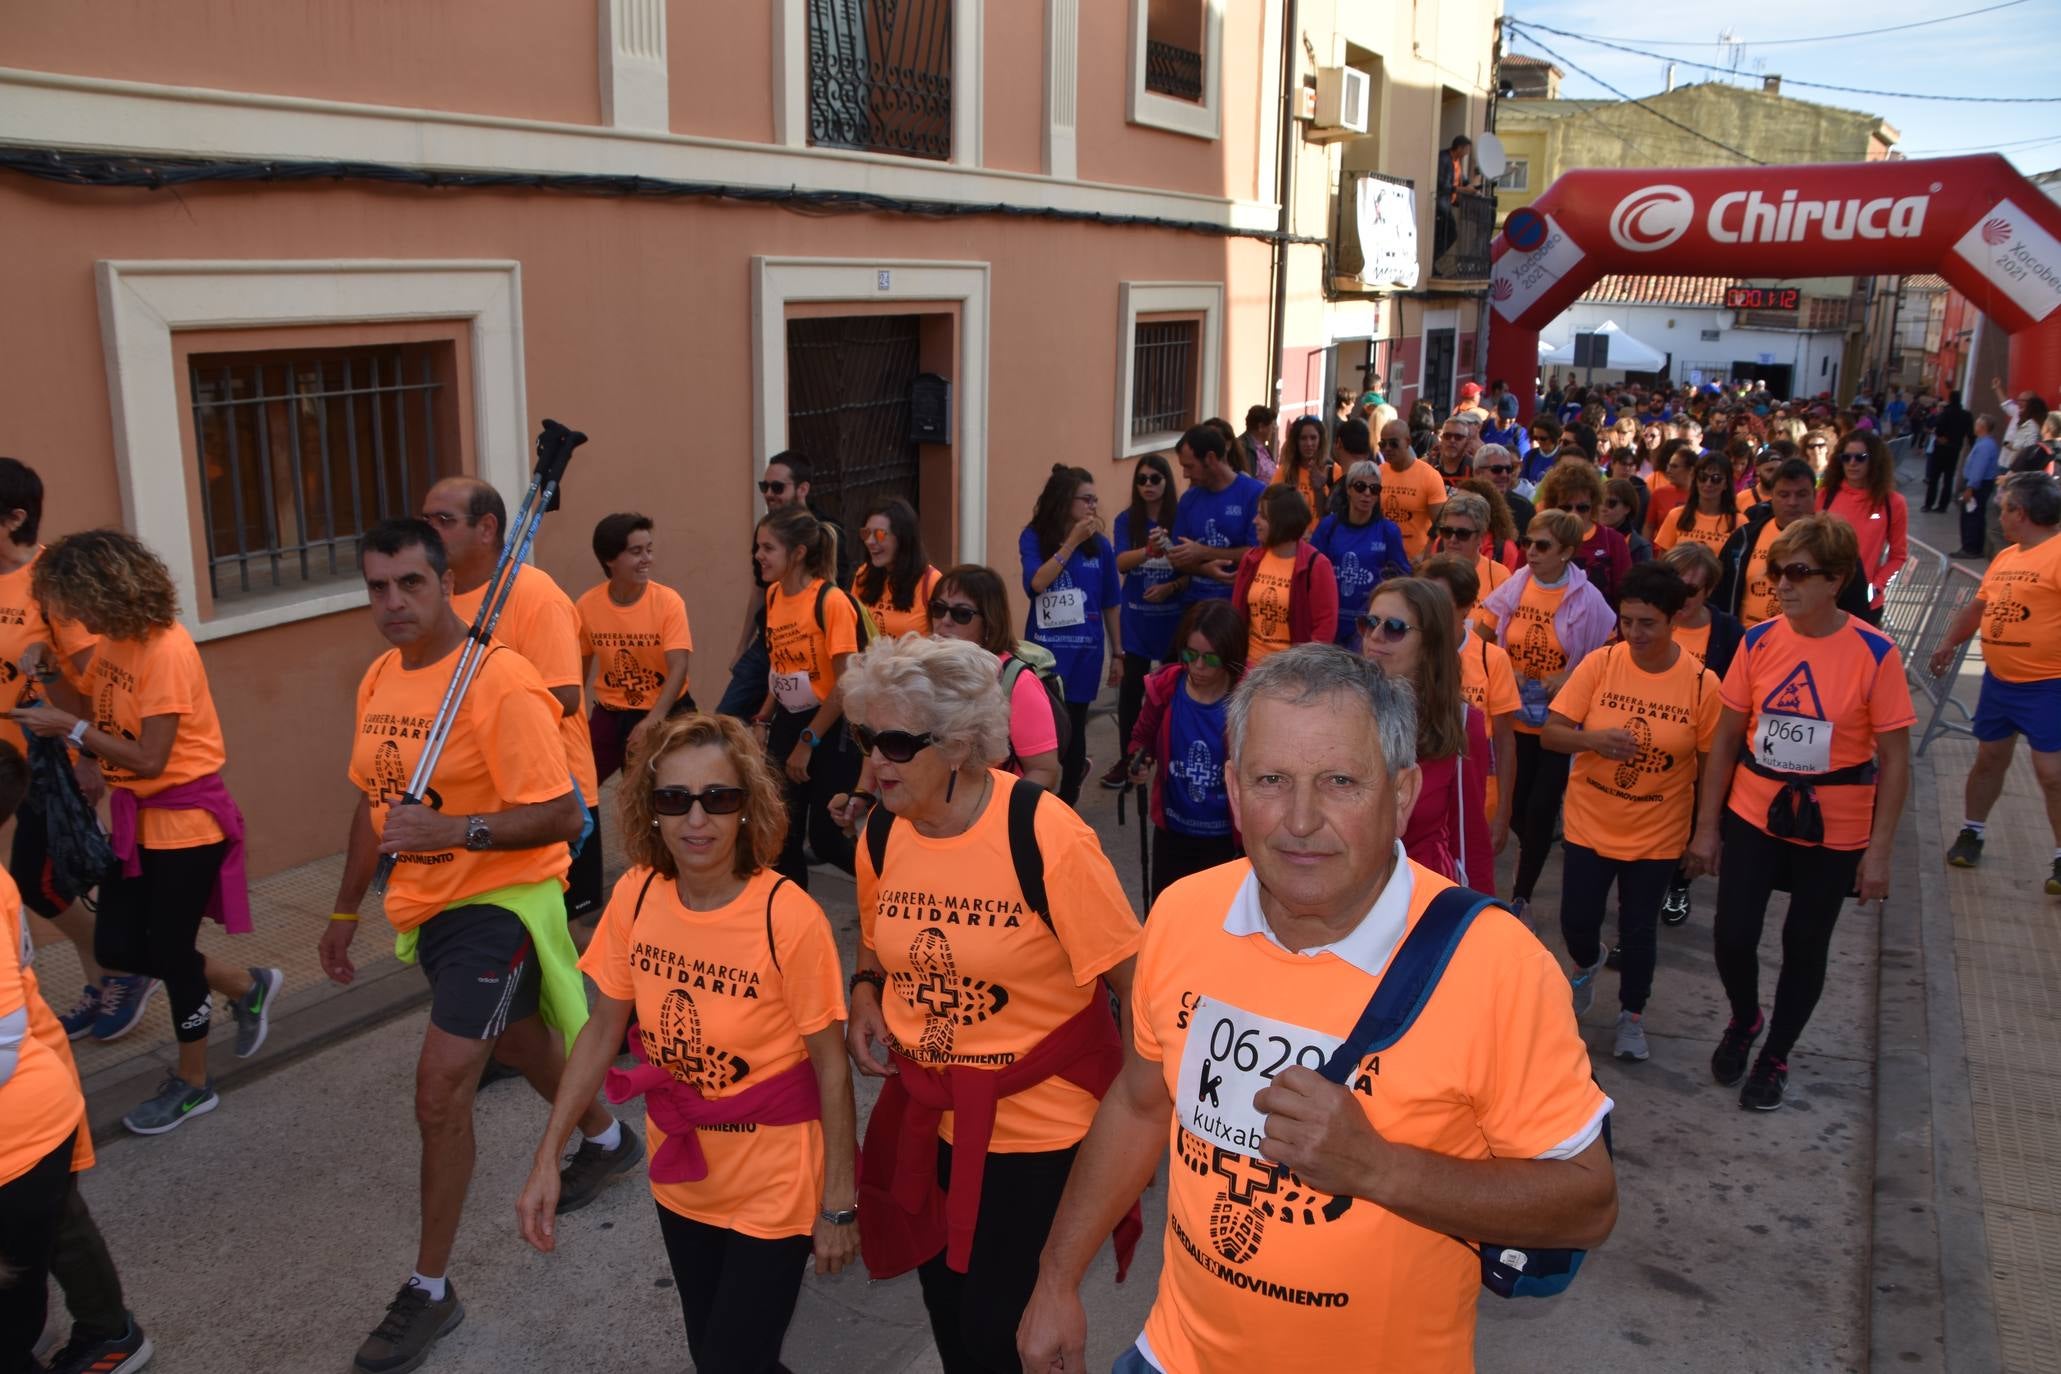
1538, 319, 1668, 372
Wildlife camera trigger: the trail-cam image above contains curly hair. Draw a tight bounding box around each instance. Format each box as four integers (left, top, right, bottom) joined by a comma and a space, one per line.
33, 529, 177, 640
1536, 459, 1604, 515
617, 713, 788, 881
842, 634, 1011, 772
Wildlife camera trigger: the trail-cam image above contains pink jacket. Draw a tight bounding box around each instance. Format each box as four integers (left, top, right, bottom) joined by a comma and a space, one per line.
1821, 485, 1909, 608
1403, 705, 1495, 894
109, 774, 252, 934
606, 1029, 822, 1184
1231, 542, 1339, 648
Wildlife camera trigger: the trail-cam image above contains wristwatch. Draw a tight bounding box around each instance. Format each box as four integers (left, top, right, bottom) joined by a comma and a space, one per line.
464, 814, 492, 851
819, 1205, 859, 1226
799, 728, 821, 748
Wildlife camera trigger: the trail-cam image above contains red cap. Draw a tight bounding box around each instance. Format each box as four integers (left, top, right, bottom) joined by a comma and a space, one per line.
1458, 382, 1483, 399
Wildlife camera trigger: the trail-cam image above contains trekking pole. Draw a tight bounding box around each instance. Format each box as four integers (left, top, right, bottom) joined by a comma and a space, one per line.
368, 419, 587, 896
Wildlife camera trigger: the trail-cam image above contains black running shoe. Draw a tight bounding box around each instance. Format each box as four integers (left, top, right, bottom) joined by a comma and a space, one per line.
1711, 1009, 1764, 1087
354, 1279, 464, 1374
1740, 1053, 1789, 1111
556, 1121, 644, 1214
1604, 943, 1623, 971
1661, 885, 1690, 926
45, 1313, 154, 1374
1946, 827, 1984, 869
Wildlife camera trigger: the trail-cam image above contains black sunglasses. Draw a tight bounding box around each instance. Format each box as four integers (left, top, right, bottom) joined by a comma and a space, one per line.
651, 785, 747, 817
1766, 561, 1836, 584
851, 724, 935, 763
1349, 480, 1381, 495
1435, 524, 1479, 541
927, 599, 979, 625
1357, 614, 1418, 642
756, 480, 789, 496
1136, 472, 1166, 486
1480, 463, 1514, 475
1526, 537, 1561, 552
1558, 502, 1594, 515
1841, 451, 1870, 463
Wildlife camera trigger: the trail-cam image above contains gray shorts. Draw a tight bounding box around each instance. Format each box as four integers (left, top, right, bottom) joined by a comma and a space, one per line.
416, 903, 538, 1040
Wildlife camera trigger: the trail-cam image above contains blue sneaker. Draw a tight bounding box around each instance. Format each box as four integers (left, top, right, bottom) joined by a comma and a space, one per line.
122, 1074, 218, 1135
57, 983, 102, 1040
91, 975, 158, 1042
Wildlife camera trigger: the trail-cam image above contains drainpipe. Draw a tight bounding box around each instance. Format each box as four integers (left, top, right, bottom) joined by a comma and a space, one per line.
1266, 0, 1299, 414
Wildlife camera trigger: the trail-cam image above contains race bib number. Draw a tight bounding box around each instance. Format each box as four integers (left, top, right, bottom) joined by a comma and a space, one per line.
1036, 586, 1088, 630
1176, 995, 1341, 1159
771, 670, 816, 712
1755, 712, 1832, 773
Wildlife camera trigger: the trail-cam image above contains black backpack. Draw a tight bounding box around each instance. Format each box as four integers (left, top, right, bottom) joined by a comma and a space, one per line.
863, 774, 1051, 929
629, 869, 792, 969
814, 581, 879, 651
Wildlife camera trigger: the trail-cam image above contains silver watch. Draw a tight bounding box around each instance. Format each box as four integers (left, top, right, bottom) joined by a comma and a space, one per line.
464, 814, 492, 851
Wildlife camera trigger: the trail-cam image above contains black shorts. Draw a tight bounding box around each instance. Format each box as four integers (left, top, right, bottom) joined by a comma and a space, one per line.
416, 903, 538, 1040
8, 802, 81, 920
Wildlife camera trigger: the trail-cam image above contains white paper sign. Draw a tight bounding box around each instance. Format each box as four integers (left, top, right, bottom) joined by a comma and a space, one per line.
1755, 713, 1833, 773
1036, 587, 1087, 630
1176, 995, 1342, 1159
1356, 175, 1421, 291
1952, 199, 2061, 325
1490, 215, 1588, 324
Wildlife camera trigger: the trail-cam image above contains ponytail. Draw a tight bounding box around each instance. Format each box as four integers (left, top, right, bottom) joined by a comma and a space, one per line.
759, 505, 835, 584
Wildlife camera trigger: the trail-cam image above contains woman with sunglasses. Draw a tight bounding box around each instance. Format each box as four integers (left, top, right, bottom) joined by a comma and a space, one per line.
1640, 439, 1697, 542
1541, 563, 1720, 1065
1126, 600, 1248, 899
1104, 454, 1185, 791
1601, 478, 1654, 566
1655, 453, 1743, 558
518, 713, 856, 1372
1428, 488, 1512, 599
841, 635, 1141, 1372
1818, 430, 1908, 623
1019, 465, 1122, 805
1274, 416, 1333, 522
1478, 509, 1617, 923
1634, 420, 1667, 481
1538, 460, 1631, 606
1310, 459, 1408, 648
1800, 427, 1836, 476
926, 566, 1063, 791
1231, 485, 1337, 666
1464, 446, 1533, 561
753, 505, 862, 889
1686, 516, 1915, 1110
1360, 578, 1495, 893
856, 498, 943, 639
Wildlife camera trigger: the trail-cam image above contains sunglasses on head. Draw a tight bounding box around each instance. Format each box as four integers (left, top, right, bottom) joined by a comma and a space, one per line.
1180, 648, 1226, 668
1766, 561, 1835, 584
757, 479, 789, 496
1481, 463, 1514, 475
927, 599, 979, 625
1357, 614, 1417, 642
651, 785, 747, 817
850, 724, 935, 763
1349, 480, 1381, 495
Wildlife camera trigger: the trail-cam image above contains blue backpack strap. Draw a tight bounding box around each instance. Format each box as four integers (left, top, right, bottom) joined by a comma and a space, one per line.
1319, 885, 1508, 1083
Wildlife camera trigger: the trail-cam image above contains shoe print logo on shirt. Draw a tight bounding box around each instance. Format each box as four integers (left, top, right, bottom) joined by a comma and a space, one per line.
892, 929, 1010, 1064
1333, 550, 1376, 603
604, 649, 662, 708
1985, 585, 2032, 638
1612, 716, 1675, 792
648, 987, 752, 1092
1512, 619, 1566, 680
1175, 1127, 1354, 1268
1169, 737, 1225, 808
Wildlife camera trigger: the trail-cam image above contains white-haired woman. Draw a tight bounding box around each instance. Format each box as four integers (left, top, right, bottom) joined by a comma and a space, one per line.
841, 635, 1143, 1372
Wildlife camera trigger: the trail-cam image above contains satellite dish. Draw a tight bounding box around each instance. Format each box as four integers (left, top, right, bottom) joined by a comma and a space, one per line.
1474, 132, 1508, 180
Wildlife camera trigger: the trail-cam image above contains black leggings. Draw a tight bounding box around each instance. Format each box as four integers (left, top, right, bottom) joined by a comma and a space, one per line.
1117, 652, 1154, 758
654, 1205, 811, 1374
1560, 843, 1677, 1014
51, 1178, 128, 1347
1510, 733, 1571, 903
0, 1131, 74, 1374
768, 707, 858, 890
95, 841, 227, 1044
1150, 826, 1241, 906
1712, 810, 1865, 1061
1057, 700, 1093, 806
917, 1142, 1078, 1374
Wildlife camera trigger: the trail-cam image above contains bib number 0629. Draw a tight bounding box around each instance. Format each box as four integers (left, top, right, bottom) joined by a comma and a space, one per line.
1207, 1015, 1327, 1080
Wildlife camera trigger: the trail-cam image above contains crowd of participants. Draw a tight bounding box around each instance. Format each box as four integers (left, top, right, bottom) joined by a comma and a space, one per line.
2, 362, 2057, 1374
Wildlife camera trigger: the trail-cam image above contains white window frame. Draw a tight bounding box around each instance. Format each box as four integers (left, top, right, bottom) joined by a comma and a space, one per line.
1496, 157, 1529, 193
1114, 281, 1224, 459
94, 260, 528, 642
750, 257, 991, 561
775, 0, 983, 167
1127, 0, 1224, 141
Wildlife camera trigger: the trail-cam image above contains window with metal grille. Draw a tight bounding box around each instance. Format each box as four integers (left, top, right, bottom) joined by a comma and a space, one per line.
1131, 320, 1200, 440
187, 343, 455, 605
808, 0, 952, 160
1144, 1, 1205, 102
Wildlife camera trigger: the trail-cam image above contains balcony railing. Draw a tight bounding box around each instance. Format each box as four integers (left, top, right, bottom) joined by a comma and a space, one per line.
1433, 187, 1496, 281
1145, 40, 1204, 102
808, 0, 952, 161
1332, 170, 1418, 293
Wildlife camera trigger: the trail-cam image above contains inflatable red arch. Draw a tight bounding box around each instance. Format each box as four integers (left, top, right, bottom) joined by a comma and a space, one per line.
1485, 154, 2061, 419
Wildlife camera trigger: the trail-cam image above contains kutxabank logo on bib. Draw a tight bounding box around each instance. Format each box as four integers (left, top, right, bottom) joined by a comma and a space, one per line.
1953, 199, 2061, 324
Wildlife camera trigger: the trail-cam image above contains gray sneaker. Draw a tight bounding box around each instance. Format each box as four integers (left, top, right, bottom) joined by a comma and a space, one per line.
122, 1075, 218, 1136
231, 966, 284, 1059
354, 1278, 464, 1374
1614, 1010, 1650, 1062
556, 1121, 645, 1214
1570, 952, 1606, 1017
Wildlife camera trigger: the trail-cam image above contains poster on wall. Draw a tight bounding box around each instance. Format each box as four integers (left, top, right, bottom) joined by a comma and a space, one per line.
1357, 176, 1421, 291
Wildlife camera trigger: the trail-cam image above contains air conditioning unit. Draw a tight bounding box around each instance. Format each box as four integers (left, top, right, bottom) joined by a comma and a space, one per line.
1310, 67, 1370, 141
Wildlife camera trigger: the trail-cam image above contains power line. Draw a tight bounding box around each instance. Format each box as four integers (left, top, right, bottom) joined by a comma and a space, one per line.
1506, 29, 1767, 164
1506, 2, 2026, 49
1903, 132, 2061, 155
1509, 18, 2061, 103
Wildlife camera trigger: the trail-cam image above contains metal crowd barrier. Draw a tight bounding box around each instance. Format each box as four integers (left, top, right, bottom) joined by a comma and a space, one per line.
1878, 534, 1981, 757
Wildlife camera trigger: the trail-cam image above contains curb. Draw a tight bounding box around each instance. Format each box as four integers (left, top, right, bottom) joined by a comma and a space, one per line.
1866, 756, 2002, 1372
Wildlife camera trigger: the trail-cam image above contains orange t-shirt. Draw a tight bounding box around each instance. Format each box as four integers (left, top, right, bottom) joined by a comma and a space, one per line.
453, 563, 598, 807
1477, 555, 1513, 595
1654, 509, 1739, 555
1, 870, 84, 1187
1720, 616, 1917, 851
1976, 535, 2061, 683
349, 643, 575, 932
764, 578, 859, 713
1552, 643, 1720, 861
1458, 628, 1520, 720
1738, 521, 1783, 627
1245, 552, 1295, 664
1133, 860, 1609, 1373
12, 874, 94, 1173
580, 866, 845, 1239
856, 772, 1142, 1151
861, 565, 943, 641
0, 551, 96, 757
1675, 619, 1713, 672
85, 625, 227, 849
1501, 579, 1567, 735
1735, 487, 1766, 513
576, 581, 694, 712
1380, 460, 1448, 561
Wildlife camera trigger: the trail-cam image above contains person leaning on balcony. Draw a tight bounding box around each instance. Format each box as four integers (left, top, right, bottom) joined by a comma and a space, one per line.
1434, 134, 1477, 259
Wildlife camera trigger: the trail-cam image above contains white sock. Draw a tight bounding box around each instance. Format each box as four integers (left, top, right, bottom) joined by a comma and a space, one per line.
587, 1118, 623, 1151
409, 1272, 447, 1301
1964, 819, 1987, 836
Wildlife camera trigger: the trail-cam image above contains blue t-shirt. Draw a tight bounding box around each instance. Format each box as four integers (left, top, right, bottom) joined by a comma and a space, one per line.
1017, 527, 1121, 703
1481, 420, 1531, 461
1310, 513, 1410, 646
1163, 677, 1232, 837
1172, 473, 1266, 603
1112, 512, 1184, 662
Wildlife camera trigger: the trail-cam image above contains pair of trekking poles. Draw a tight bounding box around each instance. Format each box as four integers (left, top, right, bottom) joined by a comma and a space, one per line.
369, 419, 587, 897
